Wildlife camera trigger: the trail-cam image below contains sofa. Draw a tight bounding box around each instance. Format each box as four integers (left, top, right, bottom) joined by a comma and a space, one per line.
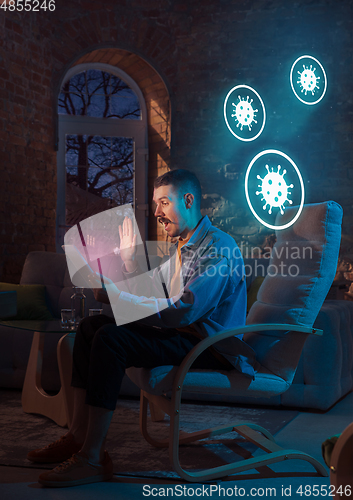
0, 251, 352, 410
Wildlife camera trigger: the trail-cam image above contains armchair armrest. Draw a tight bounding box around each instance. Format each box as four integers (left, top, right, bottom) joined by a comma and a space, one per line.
172, 323, 323, 395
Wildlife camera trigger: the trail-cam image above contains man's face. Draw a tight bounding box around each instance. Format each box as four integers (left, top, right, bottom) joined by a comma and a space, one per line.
153, 184, 188, 238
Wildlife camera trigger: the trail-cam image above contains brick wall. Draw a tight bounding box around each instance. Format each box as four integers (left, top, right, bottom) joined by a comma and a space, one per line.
0, 0, 352, 281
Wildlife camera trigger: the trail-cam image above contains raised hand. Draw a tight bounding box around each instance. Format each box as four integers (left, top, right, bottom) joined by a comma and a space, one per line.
87, 272, 120, 304
118, 216, 137, 272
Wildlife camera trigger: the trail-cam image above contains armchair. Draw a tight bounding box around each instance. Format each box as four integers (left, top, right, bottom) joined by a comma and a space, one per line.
126, 201, 343, 481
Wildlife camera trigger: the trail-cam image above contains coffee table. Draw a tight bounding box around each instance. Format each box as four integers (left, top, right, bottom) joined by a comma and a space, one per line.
0, 320, 76, 427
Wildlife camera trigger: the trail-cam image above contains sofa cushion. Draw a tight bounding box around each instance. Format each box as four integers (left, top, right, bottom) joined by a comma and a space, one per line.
0, 283, 53, 321
126, 363, 289, 399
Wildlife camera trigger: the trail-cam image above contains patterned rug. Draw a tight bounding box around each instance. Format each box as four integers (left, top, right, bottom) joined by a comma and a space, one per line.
0, 389, 298, 479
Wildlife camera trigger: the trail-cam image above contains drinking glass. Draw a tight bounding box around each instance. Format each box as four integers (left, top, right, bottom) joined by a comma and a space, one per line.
89, 309, 103, 317
61, 309, 75, 330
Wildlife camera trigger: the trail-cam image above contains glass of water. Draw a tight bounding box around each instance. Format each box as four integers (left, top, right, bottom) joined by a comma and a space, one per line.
89, 309, 103, 317
61, 309, 75, 330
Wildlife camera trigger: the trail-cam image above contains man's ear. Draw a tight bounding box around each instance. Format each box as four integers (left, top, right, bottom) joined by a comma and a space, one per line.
184, 193, 194, 208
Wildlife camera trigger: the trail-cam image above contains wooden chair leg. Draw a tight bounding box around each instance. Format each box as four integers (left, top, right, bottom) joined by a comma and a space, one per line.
138, 390, 328, 482
169, 402, 329, 482
139, 391, 169, 448
21, 331, 68, 427
57, 332, 76, 428
149, 401, 166, 422
139, 391, 276, 448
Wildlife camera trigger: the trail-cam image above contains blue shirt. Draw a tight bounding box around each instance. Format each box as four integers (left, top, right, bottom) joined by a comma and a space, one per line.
114, 216, 256, 378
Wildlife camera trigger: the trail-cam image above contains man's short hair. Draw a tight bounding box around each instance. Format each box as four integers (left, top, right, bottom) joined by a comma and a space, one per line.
154, 169, 202, 208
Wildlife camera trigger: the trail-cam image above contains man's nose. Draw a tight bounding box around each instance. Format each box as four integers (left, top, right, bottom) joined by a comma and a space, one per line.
154, 205, 164, 217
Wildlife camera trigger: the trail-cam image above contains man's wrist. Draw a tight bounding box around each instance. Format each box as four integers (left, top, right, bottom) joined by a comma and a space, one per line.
124, 260, 138, 273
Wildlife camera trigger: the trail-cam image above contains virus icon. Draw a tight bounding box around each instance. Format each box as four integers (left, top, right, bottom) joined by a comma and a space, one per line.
297, 64, 320, 96
231, 96, 258, 131
256, 164, 294, 215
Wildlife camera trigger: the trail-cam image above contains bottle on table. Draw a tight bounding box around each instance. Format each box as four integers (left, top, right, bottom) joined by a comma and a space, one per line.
71, 287, 86, 328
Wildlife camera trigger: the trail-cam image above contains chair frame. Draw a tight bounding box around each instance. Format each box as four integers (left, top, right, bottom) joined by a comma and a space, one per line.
139, 323, 328, 482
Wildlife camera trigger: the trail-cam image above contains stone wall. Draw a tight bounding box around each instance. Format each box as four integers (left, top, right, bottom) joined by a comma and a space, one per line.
0, 0, 352, 281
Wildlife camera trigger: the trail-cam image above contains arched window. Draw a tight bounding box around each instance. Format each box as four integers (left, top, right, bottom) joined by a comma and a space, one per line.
56, 63, 148, 251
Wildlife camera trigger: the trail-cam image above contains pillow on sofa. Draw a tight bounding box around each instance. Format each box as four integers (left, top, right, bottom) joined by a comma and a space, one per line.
0, 283, 53, 320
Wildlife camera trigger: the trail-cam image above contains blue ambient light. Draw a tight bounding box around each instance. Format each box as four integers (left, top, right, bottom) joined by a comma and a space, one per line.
224, 85, 266, 141
245, 149, 305, 230
290, 55, 327, 105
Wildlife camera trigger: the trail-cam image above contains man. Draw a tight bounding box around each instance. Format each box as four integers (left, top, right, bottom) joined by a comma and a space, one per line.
28, 169, 256, 488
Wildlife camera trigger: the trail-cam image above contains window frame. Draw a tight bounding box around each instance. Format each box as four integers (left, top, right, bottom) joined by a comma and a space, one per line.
56, 63, 149, 251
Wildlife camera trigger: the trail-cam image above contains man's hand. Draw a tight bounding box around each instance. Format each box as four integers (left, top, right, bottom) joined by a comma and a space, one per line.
118, 216, 137, 273
93, 288, 110, 304
87, 272, 115, 290
87, 272, 121, 304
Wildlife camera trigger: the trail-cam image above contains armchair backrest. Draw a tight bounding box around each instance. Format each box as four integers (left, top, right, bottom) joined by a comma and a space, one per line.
244, 201, 342, 383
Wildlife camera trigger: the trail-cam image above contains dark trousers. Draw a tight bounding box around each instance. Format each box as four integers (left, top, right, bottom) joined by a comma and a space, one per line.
71, 315, 226, 410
